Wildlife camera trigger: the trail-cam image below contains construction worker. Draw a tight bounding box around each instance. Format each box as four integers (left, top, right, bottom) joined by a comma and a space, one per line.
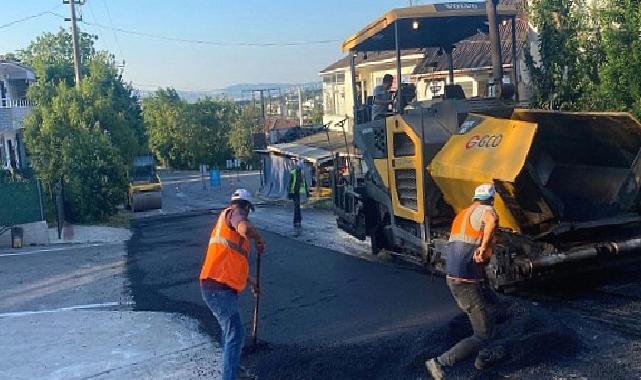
288, 160, 309, 227
200, 188, 265, 380
372, 73, 394, 120
426, 184, 499, 379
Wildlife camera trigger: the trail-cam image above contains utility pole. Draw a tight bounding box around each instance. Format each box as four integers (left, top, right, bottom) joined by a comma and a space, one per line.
64, 0, 83, 84
298, 87, 304, 126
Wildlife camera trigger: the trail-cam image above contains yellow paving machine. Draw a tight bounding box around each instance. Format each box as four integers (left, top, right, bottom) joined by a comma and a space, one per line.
128, 155, 162, 212
333, 1, 641, 289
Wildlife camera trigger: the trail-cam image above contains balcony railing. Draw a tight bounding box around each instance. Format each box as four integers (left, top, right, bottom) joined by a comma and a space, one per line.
0, 99, 33, 109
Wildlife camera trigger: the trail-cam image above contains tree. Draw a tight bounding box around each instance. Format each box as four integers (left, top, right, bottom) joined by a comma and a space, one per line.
24, 83, 127, 222
229, 106, 261, 164
594, 0, 641, 118
20, 30, 145, 222
142, 90, 235, 169
17, 28, 97, 86
525, 0, 601, 110
311, 102, 324, 124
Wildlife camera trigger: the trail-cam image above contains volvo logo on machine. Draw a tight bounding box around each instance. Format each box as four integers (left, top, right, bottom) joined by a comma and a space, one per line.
465, 134, 503, 149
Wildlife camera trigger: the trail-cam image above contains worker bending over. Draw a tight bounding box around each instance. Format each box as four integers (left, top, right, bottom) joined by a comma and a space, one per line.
200, 189, 265, 380
426, 184, 499, 379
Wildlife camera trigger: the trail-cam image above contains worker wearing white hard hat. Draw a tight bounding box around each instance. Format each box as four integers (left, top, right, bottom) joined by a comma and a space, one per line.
199, 188, 265, 380
426, 183, 500, 378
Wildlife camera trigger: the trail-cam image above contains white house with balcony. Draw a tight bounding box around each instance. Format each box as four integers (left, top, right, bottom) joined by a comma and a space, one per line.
0, 59, 35, 172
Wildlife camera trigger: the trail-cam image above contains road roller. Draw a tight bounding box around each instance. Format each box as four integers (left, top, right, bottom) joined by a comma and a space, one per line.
128, 155, 162, 212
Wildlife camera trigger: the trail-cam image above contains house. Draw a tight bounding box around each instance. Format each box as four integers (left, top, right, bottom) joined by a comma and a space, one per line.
319, 0, 531, 132
0, 58, 35, 172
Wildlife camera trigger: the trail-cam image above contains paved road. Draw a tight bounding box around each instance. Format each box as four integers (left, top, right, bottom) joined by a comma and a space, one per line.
128, 211, 464, 378
128, 210, 615, 379
125, 170, 641, 379
0, 239, 220, 379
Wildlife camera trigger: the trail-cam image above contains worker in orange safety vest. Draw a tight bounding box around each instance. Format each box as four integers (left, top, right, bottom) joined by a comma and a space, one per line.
200, 188, 265, 380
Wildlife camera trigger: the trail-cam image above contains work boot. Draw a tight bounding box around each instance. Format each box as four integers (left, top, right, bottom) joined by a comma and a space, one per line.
425, 358, 445, 380
474, 346, 506, 370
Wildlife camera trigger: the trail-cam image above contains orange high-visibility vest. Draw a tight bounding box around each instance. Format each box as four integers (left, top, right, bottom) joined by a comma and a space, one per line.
199, 208, 251, 291
449, 205, 485, 245
446, 205, 496, 280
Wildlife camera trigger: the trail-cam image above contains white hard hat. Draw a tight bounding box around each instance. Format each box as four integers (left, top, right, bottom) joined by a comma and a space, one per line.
231, 188, 253, 205
473, 184, 496, 201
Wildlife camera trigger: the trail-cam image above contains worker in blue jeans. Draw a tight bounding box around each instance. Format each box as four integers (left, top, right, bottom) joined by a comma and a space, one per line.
200, 189, 264, 380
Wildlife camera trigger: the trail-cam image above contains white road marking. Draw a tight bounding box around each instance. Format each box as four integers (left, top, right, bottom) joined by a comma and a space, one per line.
0, 243, 105, 258
0, 301, 135, 318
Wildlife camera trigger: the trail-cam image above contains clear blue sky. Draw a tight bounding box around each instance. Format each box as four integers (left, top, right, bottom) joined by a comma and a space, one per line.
1, 0, 428, 90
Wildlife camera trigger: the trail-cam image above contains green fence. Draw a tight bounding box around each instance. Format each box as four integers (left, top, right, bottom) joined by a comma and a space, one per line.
0, 180, 43, 226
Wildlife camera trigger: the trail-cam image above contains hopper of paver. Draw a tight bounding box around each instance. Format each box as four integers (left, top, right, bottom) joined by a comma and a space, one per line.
429, 110, 641, 237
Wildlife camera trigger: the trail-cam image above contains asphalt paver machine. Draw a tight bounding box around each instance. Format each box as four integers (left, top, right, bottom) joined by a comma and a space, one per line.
333, 1, 641, 289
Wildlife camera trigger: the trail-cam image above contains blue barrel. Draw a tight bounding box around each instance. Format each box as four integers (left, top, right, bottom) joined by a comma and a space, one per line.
210, 169, 221, 187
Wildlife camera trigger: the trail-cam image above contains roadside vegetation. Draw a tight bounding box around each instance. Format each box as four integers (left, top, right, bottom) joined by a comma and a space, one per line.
526, 0, 641, 118
16, 30, 262, 223
142, 88, 261, 169
20, 29, 145, 223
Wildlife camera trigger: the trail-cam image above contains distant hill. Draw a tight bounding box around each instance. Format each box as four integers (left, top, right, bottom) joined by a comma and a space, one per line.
136, 82, 321, 102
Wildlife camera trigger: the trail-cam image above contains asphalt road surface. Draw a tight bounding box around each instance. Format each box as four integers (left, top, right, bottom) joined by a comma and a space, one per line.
127, 209, 631, 379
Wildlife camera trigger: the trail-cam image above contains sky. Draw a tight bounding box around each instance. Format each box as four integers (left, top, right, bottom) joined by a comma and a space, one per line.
0, 0, 425, 91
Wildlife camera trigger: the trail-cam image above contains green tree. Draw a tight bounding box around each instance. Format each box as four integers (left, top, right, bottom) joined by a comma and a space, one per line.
311, 102, 324, 124
17, 28, 97, 86
20, 30, 144, 222
142, 90, 235, 169
525, 0, 601, 110
24, 83, 127, 222
594, 0, 641, 118
229, 106, 261, 164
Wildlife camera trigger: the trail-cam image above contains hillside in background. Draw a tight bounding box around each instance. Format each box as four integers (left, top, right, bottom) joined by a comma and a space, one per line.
136, 82, 321, 102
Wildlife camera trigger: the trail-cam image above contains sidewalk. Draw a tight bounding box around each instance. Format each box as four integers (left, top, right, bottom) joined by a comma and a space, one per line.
0, 311, 221, 379
48, 225, 131, 245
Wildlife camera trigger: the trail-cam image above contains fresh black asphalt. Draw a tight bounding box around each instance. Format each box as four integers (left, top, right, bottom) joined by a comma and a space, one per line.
127, 210, 629, 379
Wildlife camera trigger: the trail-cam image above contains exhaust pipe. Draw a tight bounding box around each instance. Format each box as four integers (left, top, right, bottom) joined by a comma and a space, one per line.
486, 0, 505, 98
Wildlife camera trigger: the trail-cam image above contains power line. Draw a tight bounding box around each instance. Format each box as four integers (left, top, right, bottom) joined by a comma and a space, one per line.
78, 19, 339, 47
99, 0, 124, 61
0, 6, 62, 29
1, 7, 339, 47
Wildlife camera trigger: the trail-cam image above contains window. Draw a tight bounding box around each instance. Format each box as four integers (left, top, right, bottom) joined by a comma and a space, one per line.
322, 72, 347, 116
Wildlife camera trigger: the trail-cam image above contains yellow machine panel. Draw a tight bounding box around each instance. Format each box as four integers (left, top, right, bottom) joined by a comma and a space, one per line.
428, 115, 538, 232
386, 115, 425, 223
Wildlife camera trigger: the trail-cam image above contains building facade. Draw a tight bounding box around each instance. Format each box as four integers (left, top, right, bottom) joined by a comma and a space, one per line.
0, 60, 35, 172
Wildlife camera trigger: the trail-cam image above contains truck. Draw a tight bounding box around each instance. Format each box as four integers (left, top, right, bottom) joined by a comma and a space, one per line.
332, 1, 641, 290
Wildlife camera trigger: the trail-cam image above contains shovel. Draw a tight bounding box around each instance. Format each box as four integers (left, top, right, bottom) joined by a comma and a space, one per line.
246, 249, 268, 354
251, 250, 261, 347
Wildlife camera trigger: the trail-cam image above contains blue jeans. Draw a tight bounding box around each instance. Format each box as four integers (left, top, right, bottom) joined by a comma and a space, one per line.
201, 287, 245, 380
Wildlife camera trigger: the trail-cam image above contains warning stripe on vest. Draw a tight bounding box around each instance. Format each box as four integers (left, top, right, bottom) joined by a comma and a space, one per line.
208, 209, 248, 256
209, 236, 248, 256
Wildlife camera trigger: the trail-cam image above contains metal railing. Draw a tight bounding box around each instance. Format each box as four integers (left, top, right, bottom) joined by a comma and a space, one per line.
0, 99, 33, 108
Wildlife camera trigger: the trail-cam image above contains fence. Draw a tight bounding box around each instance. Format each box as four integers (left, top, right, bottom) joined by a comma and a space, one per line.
0, 180, 44, 226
